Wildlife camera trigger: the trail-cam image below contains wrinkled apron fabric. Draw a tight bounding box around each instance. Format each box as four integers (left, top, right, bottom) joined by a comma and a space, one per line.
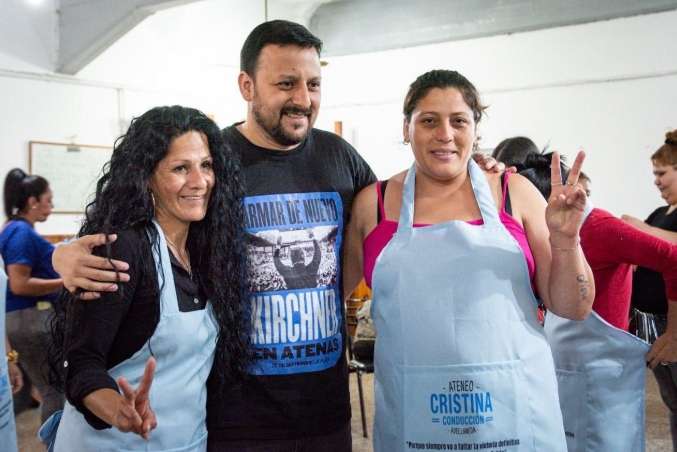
545, 310, 649, 452
371, 160, 566, 452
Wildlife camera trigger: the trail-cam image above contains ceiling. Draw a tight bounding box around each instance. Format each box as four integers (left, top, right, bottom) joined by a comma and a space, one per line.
56, 0, 677, 76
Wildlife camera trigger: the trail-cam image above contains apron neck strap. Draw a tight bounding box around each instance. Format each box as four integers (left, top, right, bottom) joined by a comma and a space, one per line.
396, 163, 417, 233
149, 220, 179, 315
396, 160, 502, 233
467, 159, 501, 226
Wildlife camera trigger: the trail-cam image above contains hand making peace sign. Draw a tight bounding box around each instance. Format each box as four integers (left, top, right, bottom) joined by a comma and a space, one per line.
113, 357, 158, 440
546, 151, 588, 245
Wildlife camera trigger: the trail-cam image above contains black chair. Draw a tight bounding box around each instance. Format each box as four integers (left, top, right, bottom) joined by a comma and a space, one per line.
347, 335, 374, 438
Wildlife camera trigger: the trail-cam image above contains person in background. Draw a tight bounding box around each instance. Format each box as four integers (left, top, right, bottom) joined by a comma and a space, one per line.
1, 256, 23, 452
629, 130, 677, 449
518, 151, 677, 451
0, 169, 64, 423
491, 135, 541, 167
344, 69, 594, 451
45, 105, 250, 452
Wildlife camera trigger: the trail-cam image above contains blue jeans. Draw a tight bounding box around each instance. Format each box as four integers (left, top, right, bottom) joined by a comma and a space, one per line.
207, 422, 351, 452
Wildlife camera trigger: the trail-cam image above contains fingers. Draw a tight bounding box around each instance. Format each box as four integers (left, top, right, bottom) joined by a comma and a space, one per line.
117, 403, 143, 433
80, 233, 117, 251
564, 186, 587, 211
566, 151, 586, 187
550, 152, 563, 186
647, 336, 674, 369
506, 165, 518, 174
9, 366, 24, 394
77, 291, 101, 301
648, 347, 664, 369
80, 267, 130, 284
80, 254, 130, 274
72, 278, 119, 293
141, 408, 158, 440
117, 377, 136, 403
136, 358, 156, 400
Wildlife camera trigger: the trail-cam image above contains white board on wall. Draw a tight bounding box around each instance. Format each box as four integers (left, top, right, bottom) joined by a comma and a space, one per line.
29, 141, 112, 214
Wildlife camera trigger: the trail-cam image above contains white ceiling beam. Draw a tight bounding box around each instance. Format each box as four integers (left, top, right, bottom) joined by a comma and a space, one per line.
57, 0, 202, 75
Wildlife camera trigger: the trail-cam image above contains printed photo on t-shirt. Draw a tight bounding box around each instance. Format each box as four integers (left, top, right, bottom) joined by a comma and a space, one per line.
243, 192, 344, 375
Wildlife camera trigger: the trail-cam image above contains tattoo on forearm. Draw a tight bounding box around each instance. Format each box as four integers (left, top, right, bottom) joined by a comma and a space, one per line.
576, 274, 589, 301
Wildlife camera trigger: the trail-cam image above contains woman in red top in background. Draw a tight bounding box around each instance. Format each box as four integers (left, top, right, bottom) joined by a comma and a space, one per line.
518, 152, 677, 336
519, 151, 677, 452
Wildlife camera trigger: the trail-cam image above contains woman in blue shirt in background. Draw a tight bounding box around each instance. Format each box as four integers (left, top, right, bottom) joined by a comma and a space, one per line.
0, 168, 64, 423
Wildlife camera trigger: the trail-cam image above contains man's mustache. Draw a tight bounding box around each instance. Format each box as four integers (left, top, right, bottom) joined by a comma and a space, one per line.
281, 107, 312, 116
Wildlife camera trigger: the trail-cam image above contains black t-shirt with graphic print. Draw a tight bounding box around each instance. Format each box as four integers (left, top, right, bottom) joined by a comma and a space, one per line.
206, 124, 376, 441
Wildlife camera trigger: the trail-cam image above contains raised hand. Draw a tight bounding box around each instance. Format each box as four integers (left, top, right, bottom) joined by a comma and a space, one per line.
115, 357, 157, 439
546, 151, 588, 245
471, 153, 512, 174
53, 233, 130, 300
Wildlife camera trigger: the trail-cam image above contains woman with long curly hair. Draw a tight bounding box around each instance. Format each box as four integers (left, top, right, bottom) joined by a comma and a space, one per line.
44, 105, 249, 452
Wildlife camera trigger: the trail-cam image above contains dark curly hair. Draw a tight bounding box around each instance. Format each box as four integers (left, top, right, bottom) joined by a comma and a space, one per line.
50, 105, 250, 388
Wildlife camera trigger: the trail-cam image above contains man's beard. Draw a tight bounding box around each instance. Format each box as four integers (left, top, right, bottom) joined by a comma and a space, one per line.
252, 102, 312, 147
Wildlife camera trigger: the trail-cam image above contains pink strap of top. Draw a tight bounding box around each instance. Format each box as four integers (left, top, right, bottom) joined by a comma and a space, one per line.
364, 172, 536, 288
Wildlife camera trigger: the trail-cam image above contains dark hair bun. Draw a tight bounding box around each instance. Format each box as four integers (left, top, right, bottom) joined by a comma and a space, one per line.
7, 168, 27, 183
666, 129, 677, 146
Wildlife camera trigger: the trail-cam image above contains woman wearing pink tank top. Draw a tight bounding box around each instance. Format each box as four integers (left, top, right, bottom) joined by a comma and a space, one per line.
343, 69, 594, 321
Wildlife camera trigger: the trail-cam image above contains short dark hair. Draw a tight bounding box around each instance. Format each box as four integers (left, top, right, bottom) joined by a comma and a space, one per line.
492, 136, 541, 167
3, 168, 49, 219
403, 70, 487, 123
240, 20, 323, 76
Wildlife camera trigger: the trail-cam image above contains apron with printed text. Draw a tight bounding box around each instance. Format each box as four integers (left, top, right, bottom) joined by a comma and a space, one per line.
371, 160, 567, 452
0, 257, 19, 452
53, 221, 218, 451
545, 310, 649, 451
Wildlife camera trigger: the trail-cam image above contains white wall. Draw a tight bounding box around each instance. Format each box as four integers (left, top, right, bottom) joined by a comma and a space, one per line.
0, 75, 119, 234
318, 10, 677, 219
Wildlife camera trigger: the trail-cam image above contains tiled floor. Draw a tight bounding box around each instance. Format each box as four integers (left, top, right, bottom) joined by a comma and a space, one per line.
15, 370, 674, 452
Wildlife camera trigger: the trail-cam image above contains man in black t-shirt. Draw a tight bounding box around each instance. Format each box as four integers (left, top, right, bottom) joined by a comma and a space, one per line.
204, 20, 375, 451
51, 20, 374, 451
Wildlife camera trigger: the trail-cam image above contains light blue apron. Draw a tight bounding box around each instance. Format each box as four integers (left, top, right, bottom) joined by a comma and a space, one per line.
0, 257, 19, 452
52, 222, 218, 451
371, 160, 567, 452
545, 310, 649, 451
